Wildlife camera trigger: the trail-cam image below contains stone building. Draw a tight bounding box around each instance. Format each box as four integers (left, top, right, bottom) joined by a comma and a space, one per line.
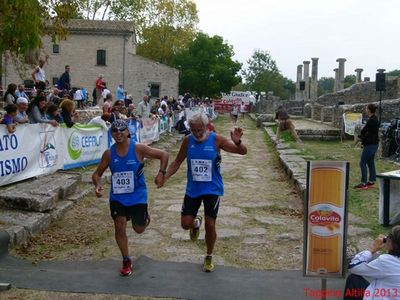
1, 19, 179, 101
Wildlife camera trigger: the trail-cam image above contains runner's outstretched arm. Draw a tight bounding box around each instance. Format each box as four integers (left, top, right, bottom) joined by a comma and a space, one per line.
217, 128, 247, 155
165, 136, 189, 181
92, 150, 111, 197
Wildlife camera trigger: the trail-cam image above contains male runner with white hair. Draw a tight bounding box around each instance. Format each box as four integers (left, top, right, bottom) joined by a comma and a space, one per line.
165, 112, 247, 272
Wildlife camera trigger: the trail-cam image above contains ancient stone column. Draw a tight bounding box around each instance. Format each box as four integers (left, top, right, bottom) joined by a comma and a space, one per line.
303, 61, 310, 100
334, 68, 339, 92
355, 68, 363, 83
310, 57, 319, 101
336, 58, 346, 91
296, 64, 303, 100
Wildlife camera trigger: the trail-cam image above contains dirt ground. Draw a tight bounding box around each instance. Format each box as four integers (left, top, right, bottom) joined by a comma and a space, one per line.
3, 114, 304, 299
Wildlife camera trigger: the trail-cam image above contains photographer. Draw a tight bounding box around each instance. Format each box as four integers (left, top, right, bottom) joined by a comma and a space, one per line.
343, 225, 400, 300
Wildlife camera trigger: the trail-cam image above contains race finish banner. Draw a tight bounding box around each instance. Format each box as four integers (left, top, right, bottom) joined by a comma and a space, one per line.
304, 161, 349, 278
342, 112, 362, 136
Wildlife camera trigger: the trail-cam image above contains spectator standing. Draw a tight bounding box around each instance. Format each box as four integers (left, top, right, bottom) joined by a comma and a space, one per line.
60, 98, 78, 128
102, 85, 111, 101
95, 74, 105, 106
15, 84, 29, 100
117, 83, 125, 101
14, 97, 29, 124
137, 95, 151, 119
47, 88, 61, 105
73, 88, 84, 109
354, 103, 380, 190
58, 65, 71, 91
31, 59, 46, 91
3, 83, 17, 108
103, 93, 113, 114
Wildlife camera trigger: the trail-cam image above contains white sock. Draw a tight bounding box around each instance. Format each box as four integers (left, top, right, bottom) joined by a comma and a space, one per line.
194, 218, 200, 228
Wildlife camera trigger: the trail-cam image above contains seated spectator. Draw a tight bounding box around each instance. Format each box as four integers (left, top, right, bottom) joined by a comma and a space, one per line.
275, 105, 302, 143
3, 83, 17, 108
1, 104, 18, 133
343, 226, 400, 300
60, 98, 78, 128
15, 84, 29, 100
27, 95, 58, 126
109, 106, 121, 123
14, 97, 29, 124
47, 104, 63, 124
174, 115, 190, 135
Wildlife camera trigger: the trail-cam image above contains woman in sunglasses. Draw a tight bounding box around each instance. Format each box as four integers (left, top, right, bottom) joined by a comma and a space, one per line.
92, 119, 169, 277
343, 225, 400, 300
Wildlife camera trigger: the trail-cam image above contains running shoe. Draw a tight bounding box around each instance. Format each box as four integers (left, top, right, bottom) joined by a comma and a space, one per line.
189, 215, 202, 242
366, 182, 375, 188
120, 258, 132, 276
203, 255, 215, 272
353, 183, 368, 190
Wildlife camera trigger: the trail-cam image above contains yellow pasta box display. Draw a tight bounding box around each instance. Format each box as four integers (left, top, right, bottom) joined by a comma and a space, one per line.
304, 162, 349, 277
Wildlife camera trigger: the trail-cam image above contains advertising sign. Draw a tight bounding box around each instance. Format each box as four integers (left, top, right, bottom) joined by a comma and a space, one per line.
343, 113, 362, 136
304, 161, 349, 277
60, 124, 107, 170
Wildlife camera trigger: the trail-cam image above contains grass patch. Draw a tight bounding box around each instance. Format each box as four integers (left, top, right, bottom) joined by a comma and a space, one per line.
291, 139, 397, 236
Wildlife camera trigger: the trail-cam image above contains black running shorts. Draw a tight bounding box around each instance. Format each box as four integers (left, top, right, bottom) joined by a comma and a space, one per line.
110, 201, 148, 226
181, 194, 220, 219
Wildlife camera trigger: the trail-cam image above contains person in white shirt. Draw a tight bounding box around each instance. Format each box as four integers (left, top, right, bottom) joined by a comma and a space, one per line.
74, 88, 84, 109
31, 59, 46, 91
14, 97, 29, 124
344, 225, 400, 300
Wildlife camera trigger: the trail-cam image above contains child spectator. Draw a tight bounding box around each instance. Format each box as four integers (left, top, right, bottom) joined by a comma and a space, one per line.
1, 104, 18, 133
47, 104, 63, 124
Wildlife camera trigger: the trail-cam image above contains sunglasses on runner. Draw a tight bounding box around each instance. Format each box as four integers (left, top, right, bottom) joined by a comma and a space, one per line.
111, 127, 127, 133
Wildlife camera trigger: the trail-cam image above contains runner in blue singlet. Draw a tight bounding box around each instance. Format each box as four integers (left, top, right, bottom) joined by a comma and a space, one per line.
92, 119, 168, 276
165, 112, 247, 272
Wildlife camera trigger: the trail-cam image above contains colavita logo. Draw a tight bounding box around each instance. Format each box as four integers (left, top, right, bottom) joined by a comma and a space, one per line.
309, 210, 341, 225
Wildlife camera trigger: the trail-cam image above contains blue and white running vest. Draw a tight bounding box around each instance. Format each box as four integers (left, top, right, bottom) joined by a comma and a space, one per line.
109, 141, 147, 206
186, 132, 224, 197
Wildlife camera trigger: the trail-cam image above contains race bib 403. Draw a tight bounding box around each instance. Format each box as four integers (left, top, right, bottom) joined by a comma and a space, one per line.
112, 171, 134, 194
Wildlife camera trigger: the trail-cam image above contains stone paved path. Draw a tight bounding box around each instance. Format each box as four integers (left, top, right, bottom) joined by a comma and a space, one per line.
98, 114, 305, 271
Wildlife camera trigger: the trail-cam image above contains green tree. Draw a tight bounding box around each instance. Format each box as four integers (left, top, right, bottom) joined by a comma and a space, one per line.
174, 32, 242, 97
344, 74, 356, 88
242, 49, 293, 99
1, 0, 78, 58
387, 69, 400, 77
317, 77, 334, 96
110, 0, 198, 65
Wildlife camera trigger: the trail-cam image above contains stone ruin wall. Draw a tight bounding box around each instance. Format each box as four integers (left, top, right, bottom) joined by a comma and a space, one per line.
316, 79, 400, 106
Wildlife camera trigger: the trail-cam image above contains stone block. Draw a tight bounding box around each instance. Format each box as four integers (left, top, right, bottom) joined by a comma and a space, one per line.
50, 201, 74, 221
321, 106, 334, 122
311, 104, 323, 121
256, 114, 275, 127
0, 210, 51, 236
5, 225, 29, 247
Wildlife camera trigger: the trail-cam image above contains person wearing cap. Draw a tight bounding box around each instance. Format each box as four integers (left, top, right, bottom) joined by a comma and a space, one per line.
164, 112, 247, 273
92, 119, 169, 277
14, 97, 29, 124
343, 225, 400, 300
